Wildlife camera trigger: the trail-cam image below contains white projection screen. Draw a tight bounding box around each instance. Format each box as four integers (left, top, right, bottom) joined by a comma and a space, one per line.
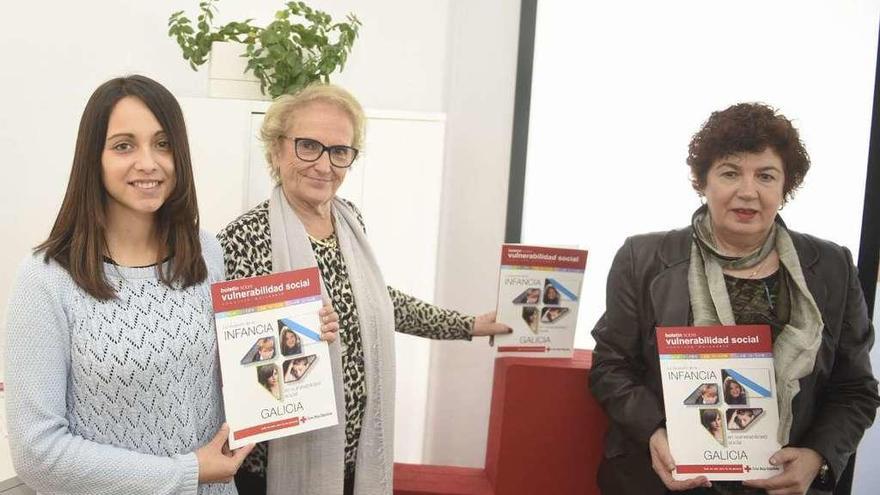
519, 0, 880, 350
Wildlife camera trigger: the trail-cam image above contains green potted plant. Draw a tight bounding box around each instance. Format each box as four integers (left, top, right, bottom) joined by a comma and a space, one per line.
168, 0, 361, 98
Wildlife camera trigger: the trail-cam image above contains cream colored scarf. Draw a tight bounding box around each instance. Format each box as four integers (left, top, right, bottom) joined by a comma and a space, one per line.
688, 206, 823, 443
266, 186, 396, 495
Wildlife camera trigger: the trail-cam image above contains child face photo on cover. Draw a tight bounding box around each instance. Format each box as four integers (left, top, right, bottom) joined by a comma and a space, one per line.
683, 383, 720, 405
255, 336, 276, 361
521, 306, 539, 333
726, 408, 763, 431
700, 408, 725, 446
542, 283, 560, 305
512, 288, 541, 304
540, 306, 569, 323
279, 326, 302, 356
283, 355, 317, 383
698, 383, 719, 405
723, 377, 747, 405
240, 336, 277, 365
257, 364, 281, 400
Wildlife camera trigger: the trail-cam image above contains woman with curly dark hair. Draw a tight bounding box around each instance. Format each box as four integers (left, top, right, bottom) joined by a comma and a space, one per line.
589, 103, 879, 494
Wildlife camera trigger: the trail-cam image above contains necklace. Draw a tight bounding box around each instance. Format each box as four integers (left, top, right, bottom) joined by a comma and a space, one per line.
308, 232, 337, 247
747, 256, 770, 279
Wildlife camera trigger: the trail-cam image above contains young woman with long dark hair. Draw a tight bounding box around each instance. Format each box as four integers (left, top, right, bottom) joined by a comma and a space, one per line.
4, 75, 253, 494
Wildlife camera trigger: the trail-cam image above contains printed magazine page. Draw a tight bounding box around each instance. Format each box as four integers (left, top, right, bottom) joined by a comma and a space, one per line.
494, 244, 587, 358
657, 325, 781, 481
211, 268, 338, 449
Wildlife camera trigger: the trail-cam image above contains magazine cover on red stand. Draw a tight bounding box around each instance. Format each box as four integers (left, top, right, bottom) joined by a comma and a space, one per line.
494, 244, 587, 358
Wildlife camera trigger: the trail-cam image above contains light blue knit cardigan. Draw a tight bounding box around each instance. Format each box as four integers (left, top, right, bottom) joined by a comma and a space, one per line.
5, 231, 234, 495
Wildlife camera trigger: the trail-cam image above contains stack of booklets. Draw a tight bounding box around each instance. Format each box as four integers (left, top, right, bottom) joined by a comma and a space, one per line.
211, 268, 338, 449
656, 325, 781, 480
493, 244, 587, 358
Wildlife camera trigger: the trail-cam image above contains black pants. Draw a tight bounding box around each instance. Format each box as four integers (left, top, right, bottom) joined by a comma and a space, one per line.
234, 470, 266, 495
234, 468, 354, 494
343, 468, 355, 495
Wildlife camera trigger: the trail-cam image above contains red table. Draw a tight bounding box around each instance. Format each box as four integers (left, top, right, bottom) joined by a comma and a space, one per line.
395, 350, 608, 495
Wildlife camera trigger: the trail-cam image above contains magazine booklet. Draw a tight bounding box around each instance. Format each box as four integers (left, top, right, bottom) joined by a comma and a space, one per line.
656, 325, 782, 481
493, 244, 587, 358
211, 268, 338, 449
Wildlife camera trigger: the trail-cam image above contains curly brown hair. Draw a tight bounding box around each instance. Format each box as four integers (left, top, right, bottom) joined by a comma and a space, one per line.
687, 103, 810, 203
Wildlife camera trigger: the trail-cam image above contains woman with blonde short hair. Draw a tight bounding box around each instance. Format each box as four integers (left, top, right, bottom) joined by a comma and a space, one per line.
218, 83, 511, 495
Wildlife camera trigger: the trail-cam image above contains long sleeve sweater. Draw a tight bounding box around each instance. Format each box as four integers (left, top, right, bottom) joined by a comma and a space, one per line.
4, 231, 235, 495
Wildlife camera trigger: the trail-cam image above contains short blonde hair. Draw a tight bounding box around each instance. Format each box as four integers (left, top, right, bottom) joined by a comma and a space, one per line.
260, 83, 366, 183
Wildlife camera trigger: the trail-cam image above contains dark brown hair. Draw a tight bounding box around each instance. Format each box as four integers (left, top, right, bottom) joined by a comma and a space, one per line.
36, 75, 206, 299
687, 102, 810, 203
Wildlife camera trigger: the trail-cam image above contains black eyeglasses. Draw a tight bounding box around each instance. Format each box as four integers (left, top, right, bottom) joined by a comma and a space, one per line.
283, 136, 359, 168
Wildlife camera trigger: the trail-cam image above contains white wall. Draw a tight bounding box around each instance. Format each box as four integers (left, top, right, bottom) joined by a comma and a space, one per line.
0, 0, 519, 475
424, 0, 521, 467
183, 0, 452, 111
0, 0, 451, 310
522, 0, 880, 352
0, 0, 469, 479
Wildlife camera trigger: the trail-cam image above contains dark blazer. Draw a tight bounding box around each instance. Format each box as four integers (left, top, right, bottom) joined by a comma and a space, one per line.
589, 227, 879, 495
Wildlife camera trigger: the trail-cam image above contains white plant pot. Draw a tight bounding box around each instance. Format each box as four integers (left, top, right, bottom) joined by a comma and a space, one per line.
208, 41, 271, 101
